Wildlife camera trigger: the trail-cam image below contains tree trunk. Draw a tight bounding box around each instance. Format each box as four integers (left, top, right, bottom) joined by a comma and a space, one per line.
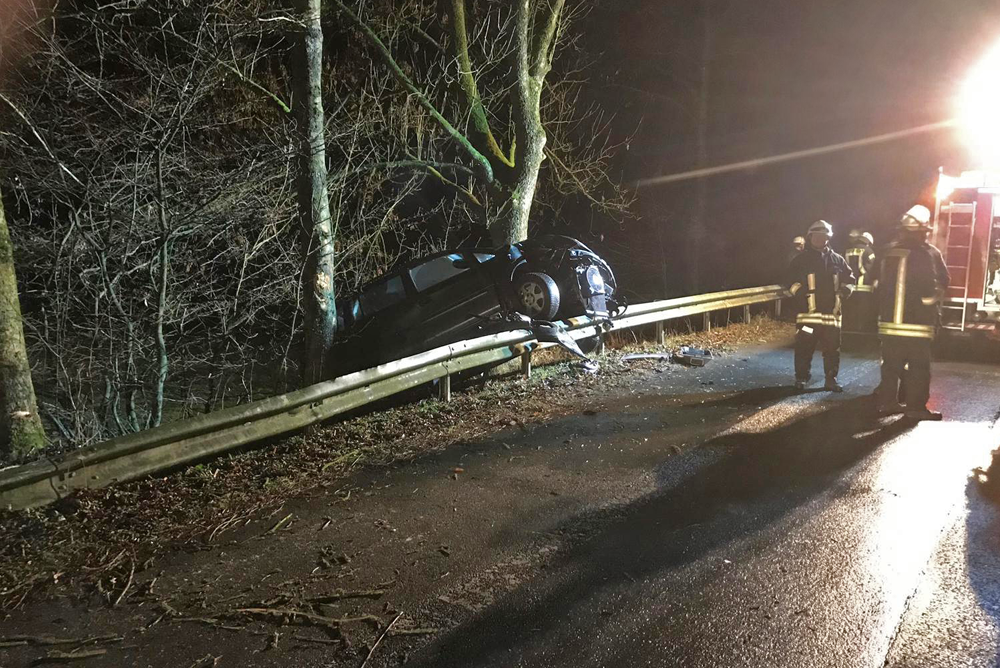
495, 0, 565, 246
294, 0, 337, 385
0, 189, 46, 461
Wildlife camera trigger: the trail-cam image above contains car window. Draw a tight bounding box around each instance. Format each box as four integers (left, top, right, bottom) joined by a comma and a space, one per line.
359, 275, 406, 315
409, 253, 469, 292
474, 252, 495, 263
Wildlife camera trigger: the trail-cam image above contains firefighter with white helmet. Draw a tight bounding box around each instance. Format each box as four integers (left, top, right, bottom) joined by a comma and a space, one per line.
788, 236, 806, 265
870, 205, 950, 420
787, 220, 856, 391
843, 229, 877, 332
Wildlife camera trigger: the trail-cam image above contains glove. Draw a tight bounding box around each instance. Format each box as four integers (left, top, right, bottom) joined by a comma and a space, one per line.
921, 288, 946, 306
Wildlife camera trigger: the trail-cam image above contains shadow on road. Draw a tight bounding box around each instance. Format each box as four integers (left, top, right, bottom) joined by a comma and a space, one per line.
408, 394, 914, 667
966, 450, 1000, 664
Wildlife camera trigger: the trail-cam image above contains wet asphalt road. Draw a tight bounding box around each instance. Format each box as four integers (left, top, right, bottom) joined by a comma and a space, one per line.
5, 338, 1000, 668
408, 342, 1000, 668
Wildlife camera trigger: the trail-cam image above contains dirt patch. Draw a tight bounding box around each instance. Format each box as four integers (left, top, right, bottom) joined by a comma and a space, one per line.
0, 316, 792, 614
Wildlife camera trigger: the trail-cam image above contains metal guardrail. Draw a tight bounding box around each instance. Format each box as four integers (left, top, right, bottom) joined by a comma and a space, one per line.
0, 285, 786, 510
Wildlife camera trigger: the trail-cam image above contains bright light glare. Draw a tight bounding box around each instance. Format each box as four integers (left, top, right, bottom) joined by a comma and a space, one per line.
936, 173, 956, 200
959, 41, 1000, 167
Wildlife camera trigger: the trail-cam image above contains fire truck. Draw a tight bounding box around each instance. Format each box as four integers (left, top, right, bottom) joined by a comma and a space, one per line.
933, 170, 1000, 333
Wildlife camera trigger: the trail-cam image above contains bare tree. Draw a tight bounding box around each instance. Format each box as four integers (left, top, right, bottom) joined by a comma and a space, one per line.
292, 0, 337, 384
333, 0, 618, 245
0, 188, 45, 460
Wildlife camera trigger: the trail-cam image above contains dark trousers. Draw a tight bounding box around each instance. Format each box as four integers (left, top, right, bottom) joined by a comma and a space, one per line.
795, 324, 841, 381
843, 292, 877, 333
877, 336, 932, 409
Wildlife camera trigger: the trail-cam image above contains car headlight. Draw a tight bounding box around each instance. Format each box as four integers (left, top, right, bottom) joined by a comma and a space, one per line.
585, 266, 605, 295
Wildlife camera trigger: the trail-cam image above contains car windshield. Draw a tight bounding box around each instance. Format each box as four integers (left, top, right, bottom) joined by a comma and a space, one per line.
359, 275, 406, 315
409, 253, 469, 292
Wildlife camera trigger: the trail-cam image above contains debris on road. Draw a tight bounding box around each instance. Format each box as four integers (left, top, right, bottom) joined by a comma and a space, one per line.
622, 353, 673, 362
673, 346, 714, 366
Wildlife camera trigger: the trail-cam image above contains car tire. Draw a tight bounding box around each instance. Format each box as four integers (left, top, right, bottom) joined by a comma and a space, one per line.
515, 272, 561, 319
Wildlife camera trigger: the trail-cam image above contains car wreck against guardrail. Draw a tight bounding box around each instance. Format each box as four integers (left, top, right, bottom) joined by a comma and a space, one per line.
329, 235, 622, 376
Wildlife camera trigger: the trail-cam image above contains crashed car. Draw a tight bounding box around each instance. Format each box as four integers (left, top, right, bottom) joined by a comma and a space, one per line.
329, 235, 621, 376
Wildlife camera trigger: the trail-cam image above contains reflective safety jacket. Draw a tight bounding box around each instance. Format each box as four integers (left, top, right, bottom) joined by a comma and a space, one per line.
872, 240, 950, 339
845, 243, 876, 293
787, 247, 855, 328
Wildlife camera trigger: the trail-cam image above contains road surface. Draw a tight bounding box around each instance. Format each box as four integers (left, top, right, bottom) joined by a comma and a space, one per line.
3, 338, 1000, 667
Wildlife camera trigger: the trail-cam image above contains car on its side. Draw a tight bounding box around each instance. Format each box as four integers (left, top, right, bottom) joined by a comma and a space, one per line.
328, 235, 620, 376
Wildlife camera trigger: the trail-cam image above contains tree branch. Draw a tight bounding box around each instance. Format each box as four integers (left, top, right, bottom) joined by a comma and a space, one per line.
0, 92, 84, 187
530, 0, 566, 79
450, 0, 514, 168
426, 165, 483, 208
336, 160, 475, 181
332, 0, 494, 183
168, 31, 291, 114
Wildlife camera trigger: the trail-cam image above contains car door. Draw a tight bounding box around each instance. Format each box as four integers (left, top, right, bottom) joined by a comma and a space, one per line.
396, 252, 504, 351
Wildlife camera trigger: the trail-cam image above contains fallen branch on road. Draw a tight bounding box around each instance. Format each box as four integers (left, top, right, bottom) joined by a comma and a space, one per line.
30, 649, 107, 665
234, 607, 380, 634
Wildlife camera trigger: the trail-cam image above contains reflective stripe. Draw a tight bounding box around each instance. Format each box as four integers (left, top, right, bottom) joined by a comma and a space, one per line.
854, 285, 874, 293
847, 247, 872, 288
834, 273, 841, 315
797, 313, 842, 327
807, 273, 817, 313
888, 248, 911, 324
878, 321, 934, 339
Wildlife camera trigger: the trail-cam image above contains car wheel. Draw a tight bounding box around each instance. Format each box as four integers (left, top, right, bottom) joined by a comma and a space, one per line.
515, 272, 561, 319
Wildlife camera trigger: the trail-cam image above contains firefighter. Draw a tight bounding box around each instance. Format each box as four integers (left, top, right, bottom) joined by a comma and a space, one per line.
843, 230, 877, 332
788, 236, 806, 265
871, 205, 949, 420
788, 221, 856, 391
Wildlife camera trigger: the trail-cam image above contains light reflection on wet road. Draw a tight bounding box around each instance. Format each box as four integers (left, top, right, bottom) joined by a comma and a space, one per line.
409, 352, 1000, 668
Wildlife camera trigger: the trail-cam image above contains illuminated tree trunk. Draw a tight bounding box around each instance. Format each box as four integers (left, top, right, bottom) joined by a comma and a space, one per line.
0, 190, 45, 460
498, 0, 566, 246
294, 0, 337, 385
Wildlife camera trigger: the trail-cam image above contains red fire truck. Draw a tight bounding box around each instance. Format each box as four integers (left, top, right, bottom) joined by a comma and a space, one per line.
933, 170, 1000, 333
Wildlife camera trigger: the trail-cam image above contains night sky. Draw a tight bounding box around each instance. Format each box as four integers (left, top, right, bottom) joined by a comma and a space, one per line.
578, 0, 1000, 299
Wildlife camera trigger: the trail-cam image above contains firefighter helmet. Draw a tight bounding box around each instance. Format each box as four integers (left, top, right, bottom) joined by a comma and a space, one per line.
808, 220, 833, 237
792, 236, 805, 248
900, 205, 932, 231
849, 228, 863, 241
862, 232, 874, 245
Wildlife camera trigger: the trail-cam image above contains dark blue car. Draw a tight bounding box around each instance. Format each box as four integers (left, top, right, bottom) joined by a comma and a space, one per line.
329, 235, 620, 376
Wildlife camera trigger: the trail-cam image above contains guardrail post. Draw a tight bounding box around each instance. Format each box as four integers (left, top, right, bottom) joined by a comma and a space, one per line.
438, 374, 451, 402
655, 321, 666, 347
703, 312, 711, 332
744, 304, 751, 323
521, 351, 532, 379
595, 334, 605, 356
774, 298, 782, 318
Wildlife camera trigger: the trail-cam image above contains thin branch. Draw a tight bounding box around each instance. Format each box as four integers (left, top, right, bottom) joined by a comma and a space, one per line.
426, 165, 483, 207
0, 92, 84, 187
169, 31, 291, 114
450, 0, 514, 168
331, 0, 495, 183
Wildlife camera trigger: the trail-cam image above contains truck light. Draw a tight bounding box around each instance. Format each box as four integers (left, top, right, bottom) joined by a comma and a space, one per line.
959, 40, 1000, 167
936, 173, 957, 200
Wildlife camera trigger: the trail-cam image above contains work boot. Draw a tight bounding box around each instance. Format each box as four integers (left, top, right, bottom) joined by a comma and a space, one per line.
794, 379, 808, 391
877, 402, 905, 416
824, 377, 843, 393
905, 408, 943, 421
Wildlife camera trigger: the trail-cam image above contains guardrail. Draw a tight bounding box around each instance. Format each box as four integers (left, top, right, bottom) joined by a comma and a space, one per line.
0, 285, 786, 510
